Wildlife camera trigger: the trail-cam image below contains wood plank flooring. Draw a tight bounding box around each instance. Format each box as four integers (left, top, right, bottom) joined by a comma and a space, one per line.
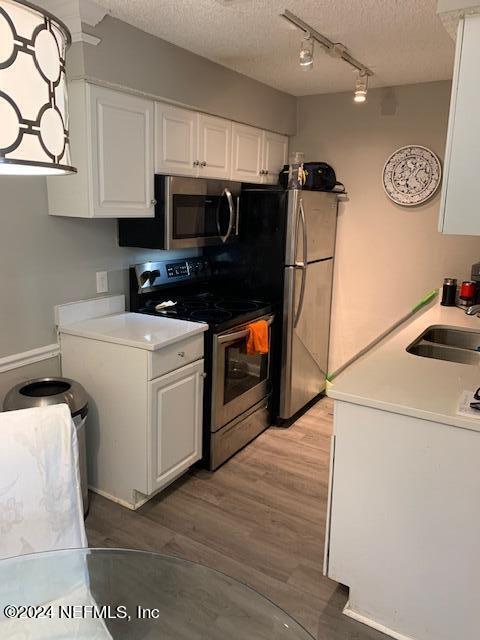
86, 397, 388, 639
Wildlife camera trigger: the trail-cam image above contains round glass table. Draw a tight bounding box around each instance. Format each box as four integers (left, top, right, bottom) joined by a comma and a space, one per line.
0, 548, 314, 639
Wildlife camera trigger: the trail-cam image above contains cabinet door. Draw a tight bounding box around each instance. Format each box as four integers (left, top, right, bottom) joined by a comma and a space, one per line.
263, 131, 288, 185
147, 360, 203, 494
155, 103, 198, 177
89, 85, 154, 218
231, 123, 263, 182
439, 15, 480, 235
198, 114, 231, 179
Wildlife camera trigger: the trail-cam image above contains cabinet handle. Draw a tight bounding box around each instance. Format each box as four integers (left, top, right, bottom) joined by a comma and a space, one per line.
177, 351, 185, 357
265, 170, 269, 175
200, 161, 207, 167
151, 198, 157, 205
193, 160, 199, 166
201, 372, 207, 379
259, 170, 264, 175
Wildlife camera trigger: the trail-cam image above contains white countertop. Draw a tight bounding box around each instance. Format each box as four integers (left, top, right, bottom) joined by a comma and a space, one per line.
327, 301, 480, 433
59, 312, 208, 351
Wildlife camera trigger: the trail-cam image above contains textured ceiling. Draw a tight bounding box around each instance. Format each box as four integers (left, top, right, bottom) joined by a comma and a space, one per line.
93, 0, 455, 96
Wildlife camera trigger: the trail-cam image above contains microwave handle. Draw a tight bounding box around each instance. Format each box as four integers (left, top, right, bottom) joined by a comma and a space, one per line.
217, 314, 274, 344
217, 188, 236, 244
235, 196, 240, 236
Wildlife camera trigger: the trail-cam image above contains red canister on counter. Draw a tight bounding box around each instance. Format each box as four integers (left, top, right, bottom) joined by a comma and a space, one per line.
460, 280, 476, 306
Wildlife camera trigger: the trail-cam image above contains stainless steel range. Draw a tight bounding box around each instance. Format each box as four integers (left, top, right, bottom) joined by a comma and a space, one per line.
129, 257, 274, 470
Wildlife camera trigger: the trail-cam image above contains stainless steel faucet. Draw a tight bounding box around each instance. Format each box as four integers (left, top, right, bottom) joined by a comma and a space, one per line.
465, 304, 480, 315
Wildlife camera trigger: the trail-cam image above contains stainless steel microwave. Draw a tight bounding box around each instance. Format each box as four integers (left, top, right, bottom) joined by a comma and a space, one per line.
118, 175, 241, 250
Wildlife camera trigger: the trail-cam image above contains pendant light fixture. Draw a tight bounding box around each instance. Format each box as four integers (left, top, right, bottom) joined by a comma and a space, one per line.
0, 0, 76, 175
299, 32, 314, 70
354, 70, 368, 103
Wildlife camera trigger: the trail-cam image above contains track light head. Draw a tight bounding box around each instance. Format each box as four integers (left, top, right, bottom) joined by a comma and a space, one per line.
299, 32, 314, 70
354, 70, 368, 103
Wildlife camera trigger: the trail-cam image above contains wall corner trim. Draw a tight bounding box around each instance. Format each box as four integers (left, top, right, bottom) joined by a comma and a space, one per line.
0, 344, 60, 374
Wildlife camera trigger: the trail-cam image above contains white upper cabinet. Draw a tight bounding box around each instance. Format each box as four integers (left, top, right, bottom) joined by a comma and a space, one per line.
263, 130, 288, 185
231, 123, 288, 184
155, 106, 231, 179
231, 123, 264, 182
155, 104, 197, 176
91, 86, 155, 217
439, 15, 480, 235
198, 114, 231, 179
48, 85, 289, 219
47, 82, 155, 218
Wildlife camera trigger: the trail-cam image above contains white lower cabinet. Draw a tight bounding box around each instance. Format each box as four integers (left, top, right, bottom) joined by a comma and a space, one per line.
148, 360, 203, 494
60, 331, 204, 510
326, 400, 480, 640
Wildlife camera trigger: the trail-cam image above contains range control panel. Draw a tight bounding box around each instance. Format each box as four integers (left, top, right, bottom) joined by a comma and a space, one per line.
135, 258, 211, 291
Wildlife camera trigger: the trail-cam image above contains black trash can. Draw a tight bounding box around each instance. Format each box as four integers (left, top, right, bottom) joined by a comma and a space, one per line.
3, 377, 89, 516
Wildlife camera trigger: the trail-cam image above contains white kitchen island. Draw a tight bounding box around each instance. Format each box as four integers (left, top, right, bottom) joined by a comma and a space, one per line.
325, 302, 480, 640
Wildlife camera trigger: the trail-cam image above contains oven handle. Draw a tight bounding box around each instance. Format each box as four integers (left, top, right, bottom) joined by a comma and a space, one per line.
216, 188, 236, 244
217, 315, 274, 344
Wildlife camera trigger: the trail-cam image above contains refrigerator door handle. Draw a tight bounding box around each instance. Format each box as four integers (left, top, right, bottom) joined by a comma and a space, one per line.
294, 263, 307, 328
300, 198, 308, 266
293, 199, 308, 328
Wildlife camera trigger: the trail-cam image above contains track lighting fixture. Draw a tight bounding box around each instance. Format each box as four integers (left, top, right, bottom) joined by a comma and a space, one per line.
282, 9, 374, 96
299, 33, 314, 70
354, 71, 368, 103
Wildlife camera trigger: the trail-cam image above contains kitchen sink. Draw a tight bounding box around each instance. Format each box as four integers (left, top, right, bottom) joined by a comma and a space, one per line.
407, 326, 480, 365
420, 327, 480, 351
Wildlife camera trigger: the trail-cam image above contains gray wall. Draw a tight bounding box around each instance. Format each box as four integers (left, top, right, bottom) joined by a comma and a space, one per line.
77, 16, 297, 135
292, 81, 480, 373
0, 177, 193, 358
0, 358, 60, 407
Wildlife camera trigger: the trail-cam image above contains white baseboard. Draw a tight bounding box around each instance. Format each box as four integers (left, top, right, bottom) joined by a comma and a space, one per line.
0, 344, 60, 374
89, 486, 139, 511
343, 602, 416, 640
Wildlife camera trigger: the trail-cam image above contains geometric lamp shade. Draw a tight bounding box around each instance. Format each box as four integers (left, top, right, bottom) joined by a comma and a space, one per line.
0, 0, 76, 175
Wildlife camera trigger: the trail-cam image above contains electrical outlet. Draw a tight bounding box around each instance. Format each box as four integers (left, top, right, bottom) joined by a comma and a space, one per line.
96, 271, 108, 294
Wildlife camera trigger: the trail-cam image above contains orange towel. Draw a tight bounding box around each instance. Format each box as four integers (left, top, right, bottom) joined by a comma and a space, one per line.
246, 320, 269, 355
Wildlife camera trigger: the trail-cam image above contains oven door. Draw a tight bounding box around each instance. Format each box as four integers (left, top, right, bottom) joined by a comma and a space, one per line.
167, 190, 237, 249
211, 314, 274, 432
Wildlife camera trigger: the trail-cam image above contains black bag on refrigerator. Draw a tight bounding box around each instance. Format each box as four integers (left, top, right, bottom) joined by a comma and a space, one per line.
278, 162, 345, 192
303, 162, 344, 192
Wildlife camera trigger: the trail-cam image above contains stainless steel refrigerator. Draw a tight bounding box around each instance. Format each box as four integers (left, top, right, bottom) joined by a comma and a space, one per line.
226, 186, 338, 422
280, 189, 337, 420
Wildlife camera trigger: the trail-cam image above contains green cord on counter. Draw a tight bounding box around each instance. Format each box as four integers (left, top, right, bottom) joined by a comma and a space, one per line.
411, 289, 439, 314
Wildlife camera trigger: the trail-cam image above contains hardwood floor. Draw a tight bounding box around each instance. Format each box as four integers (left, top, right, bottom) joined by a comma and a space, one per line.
86, 397, 387, 639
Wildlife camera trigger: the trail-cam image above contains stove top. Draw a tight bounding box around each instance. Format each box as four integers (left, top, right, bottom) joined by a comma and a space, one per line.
130, 258, 271, 332
137, 292, 271, 332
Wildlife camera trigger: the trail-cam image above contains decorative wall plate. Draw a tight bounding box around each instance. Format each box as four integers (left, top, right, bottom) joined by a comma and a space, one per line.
382, 145, 442, 206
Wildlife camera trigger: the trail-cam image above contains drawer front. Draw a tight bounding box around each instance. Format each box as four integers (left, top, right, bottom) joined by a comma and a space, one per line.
148, 334, 204, 380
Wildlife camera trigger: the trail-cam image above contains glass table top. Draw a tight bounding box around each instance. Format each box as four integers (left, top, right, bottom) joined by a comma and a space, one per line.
0, 548, 314, 639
